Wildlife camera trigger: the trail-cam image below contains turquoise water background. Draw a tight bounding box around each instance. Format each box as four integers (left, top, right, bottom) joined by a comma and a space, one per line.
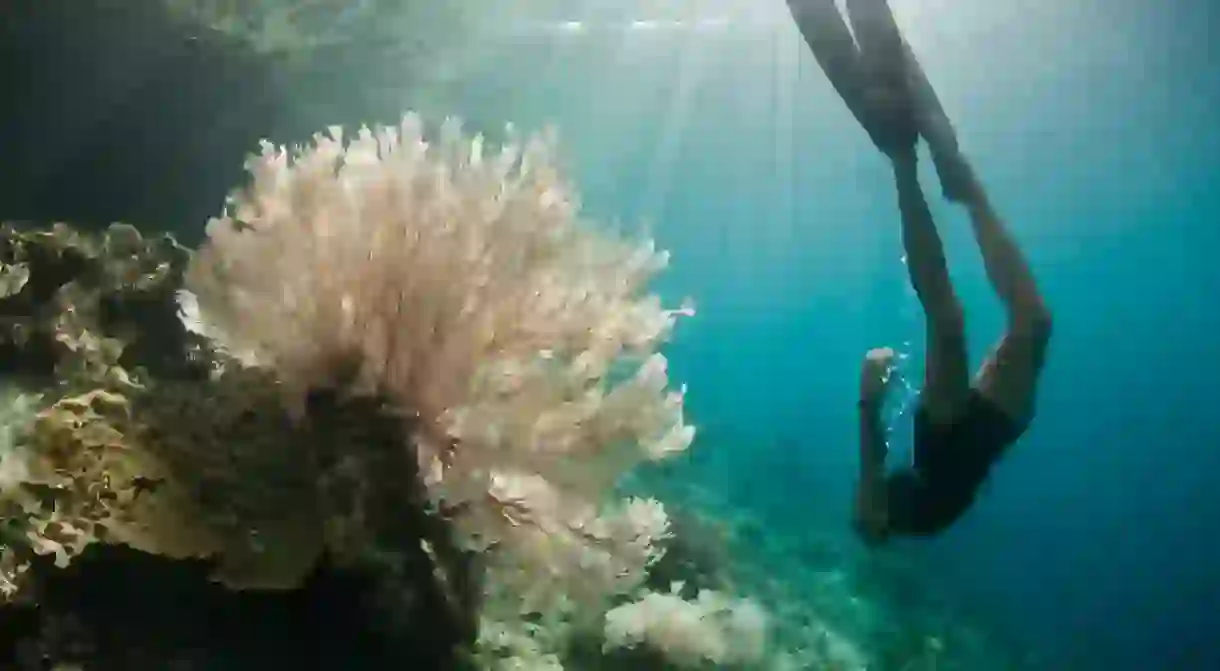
3, 0, 1217, 667
452, 1, 1220, 668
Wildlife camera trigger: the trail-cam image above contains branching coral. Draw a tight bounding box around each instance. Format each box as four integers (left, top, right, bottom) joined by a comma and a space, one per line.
0, 118, 756, 668
603, 583, 769, 668
182, 114, 698, 650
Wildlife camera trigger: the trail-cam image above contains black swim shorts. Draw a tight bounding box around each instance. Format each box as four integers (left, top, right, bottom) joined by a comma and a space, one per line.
884, 391, 1026, 535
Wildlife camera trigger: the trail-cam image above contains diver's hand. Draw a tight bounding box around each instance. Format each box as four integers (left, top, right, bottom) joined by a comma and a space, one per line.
859, 347, 898, 405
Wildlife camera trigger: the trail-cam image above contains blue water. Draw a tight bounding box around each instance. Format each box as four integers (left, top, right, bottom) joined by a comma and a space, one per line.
7, 0, 1216, 667
453, 1, 1220, 668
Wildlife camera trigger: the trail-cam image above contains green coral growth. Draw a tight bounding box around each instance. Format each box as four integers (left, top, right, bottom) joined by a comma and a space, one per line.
0, 221, 475, 613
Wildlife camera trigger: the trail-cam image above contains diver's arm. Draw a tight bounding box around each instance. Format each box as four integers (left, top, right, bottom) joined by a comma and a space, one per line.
855, 347, 895, 542
854, 397, 890, 543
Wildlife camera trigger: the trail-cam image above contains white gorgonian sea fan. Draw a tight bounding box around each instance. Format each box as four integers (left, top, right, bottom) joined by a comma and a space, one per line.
182, 114, 696, 614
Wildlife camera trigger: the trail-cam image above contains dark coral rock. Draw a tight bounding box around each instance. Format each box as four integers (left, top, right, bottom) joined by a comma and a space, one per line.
0, 545, 472, 671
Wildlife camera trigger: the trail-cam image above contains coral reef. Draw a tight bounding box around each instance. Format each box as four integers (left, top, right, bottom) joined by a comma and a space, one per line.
0, 117, 759, 669
182, 114, 703, 665
0, 221, 478, 668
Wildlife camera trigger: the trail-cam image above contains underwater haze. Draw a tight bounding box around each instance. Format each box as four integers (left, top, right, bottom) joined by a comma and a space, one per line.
453, 0, 1220, 668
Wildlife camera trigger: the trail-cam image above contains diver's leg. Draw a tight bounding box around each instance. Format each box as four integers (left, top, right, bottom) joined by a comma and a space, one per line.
891, 150, 971, 422
958, 167, 1054, 422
